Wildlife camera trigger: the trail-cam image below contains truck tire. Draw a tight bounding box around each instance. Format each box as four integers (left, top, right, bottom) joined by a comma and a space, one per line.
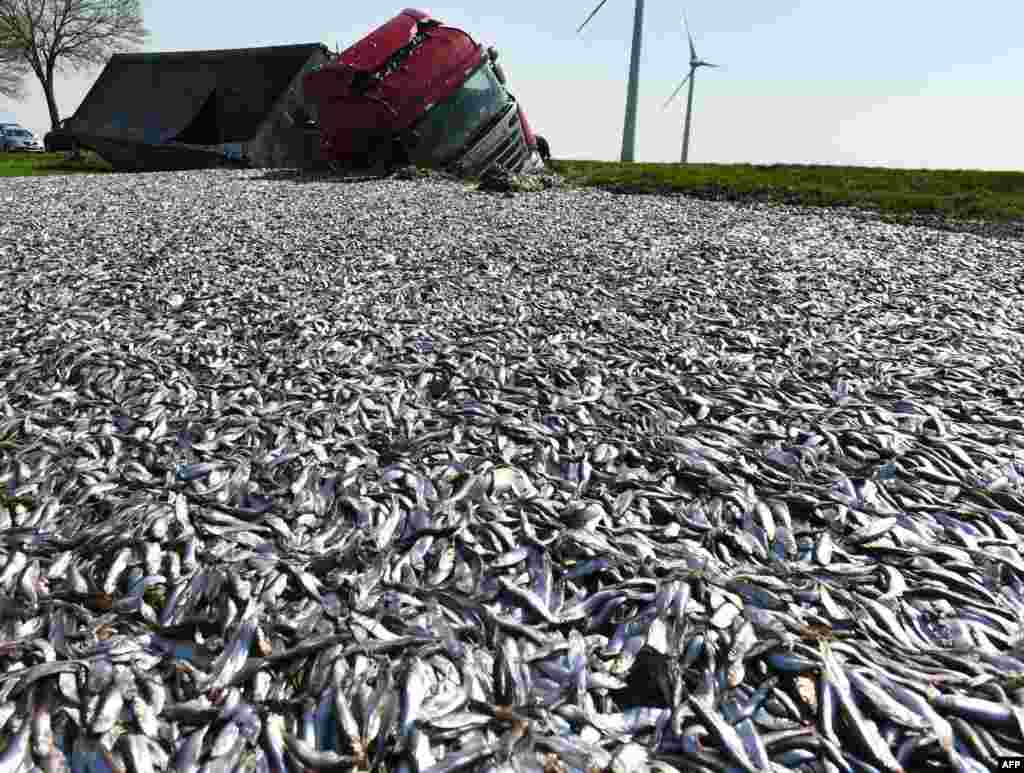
535, 135, 550, 163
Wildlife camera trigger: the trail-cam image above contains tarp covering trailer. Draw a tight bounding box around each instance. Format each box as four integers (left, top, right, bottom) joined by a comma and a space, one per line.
59, 44, 329, 171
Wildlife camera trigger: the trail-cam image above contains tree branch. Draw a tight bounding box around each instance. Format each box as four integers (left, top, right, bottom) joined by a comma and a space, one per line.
0, 0, 149, 124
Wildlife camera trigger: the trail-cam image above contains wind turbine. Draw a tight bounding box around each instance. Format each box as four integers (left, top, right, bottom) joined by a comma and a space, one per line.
662, 12, 720, 164
576, 0, 645, 163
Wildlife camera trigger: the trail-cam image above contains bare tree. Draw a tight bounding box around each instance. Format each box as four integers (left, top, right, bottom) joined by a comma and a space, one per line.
0, 24, 29, 98
0, 59, 28, 100
0, 0, 148, 128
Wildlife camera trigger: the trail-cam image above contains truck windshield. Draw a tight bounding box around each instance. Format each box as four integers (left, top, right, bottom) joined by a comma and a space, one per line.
412, 62, 511, 164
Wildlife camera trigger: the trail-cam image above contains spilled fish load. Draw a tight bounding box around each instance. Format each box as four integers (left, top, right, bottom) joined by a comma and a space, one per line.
1, 170, 1024, 772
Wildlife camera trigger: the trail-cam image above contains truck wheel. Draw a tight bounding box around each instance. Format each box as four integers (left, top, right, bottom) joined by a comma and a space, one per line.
535, 135, 551, 162
391, 137, 410, 167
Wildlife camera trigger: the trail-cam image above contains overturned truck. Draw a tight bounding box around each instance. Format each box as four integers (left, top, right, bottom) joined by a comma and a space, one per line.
304, 8, 547, 176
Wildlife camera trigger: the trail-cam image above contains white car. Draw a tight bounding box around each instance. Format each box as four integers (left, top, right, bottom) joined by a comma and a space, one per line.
0, 125, 44, 152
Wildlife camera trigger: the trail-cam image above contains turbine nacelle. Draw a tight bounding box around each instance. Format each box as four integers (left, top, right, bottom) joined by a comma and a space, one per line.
682, 13, 721, 72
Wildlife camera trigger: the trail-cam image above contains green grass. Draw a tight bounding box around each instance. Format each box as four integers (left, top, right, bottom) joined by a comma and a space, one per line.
550, 159, 1024, 227
0, 149, 112, 177
4, 148, 1023, 229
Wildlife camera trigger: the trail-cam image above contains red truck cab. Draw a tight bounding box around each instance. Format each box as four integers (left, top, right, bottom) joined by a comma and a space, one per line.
303, 9, 543, 175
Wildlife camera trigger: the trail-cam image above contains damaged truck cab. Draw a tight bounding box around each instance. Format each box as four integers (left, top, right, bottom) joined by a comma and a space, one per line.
303, 8, 544, 176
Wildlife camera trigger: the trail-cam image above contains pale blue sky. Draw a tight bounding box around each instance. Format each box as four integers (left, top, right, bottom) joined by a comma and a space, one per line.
2, 1, 1022, 169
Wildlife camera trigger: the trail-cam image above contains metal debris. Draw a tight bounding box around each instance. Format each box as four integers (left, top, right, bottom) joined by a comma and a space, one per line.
476, 168, 566, 195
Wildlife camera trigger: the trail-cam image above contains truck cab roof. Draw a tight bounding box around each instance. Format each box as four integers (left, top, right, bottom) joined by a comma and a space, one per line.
337, 8, 434, 74
304, 9, 485, 135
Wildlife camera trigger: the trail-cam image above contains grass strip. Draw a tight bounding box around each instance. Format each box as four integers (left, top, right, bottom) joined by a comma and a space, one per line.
550, 160, 1024, 228
0, 150, 113, 177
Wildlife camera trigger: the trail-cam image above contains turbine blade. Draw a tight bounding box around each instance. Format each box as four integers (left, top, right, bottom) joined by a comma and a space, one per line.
661, 72, 692, 110
577, 0, 613, 35
699, 61, 720, 68
683, 11, 697, 61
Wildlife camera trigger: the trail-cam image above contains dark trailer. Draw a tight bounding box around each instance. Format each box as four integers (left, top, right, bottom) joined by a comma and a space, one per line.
58, 43, 330, 172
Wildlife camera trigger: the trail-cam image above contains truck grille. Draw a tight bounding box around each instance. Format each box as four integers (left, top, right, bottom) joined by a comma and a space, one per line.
475, 110, 528, 175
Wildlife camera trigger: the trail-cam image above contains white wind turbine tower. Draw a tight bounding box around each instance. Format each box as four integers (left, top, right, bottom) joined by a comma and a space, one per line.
576, 0, 646, 163
662, 12, 721, 164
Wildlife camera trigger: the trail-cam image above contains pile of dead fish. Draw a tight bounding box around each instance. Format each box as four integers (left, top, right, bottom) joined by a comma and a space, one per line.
0, 170, 1023, 772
